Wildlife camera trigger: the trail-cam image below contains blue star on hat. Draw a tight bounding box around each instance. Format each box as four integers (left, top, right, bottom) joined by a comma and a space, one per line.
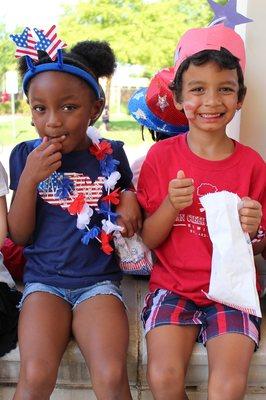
208, 0, 252, 29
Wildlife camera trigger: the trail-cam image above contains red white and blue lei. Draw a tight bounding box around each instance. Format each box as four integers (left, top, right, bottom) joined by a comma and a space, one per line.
35, 127, 123, 255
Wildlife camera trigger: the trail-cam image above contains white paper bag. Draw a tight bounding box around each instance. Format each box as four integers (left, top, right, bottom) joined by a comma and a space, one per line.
200, 190, 261, 317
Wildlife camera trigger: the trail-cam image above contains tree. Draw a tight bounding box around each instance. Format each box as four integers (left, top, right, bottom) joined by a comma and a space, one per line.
0, 22, 16, 87
60, 0, 217, 76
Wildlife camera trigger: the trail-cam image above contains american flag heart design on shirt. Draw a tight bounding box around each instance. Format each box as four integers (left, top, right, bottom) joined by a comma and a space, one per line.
38, 172, 105, 210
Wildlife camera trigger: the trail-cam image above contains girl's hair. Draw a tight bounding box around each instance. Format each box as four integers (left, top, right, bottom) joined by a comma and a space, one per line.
170, 48, 246, 103
148, 129, 170, 142
140, 127, 171, 142
19, 40, 116, 94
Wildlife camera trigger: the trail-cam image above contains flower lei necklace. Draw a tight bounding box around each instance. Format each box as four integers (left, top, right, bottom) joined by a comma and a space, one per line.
36, 126, 123, 255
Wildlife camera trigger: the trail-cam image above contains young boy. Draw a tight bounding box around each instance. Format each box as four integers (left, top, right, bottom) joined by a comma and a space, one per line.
138, 24, 265, 400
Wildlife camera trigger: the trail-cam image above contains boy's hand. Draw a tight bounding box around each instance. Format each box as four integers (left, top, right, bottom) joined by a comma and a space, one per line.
239, 196, 262, 236
168, 170, 194, 212
116, 190, 142, 238
23, 136, 65, 186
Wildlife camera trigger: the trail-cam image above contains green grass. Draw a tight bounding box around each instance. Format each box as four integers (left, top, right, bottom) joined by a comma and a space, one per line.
0, 115, 36, 145
0, 113, 153, 148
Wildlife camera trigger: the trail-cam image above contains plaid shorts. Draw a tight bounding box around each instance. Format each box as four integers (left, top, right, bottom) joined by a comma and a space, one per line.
141, 289, 261, 348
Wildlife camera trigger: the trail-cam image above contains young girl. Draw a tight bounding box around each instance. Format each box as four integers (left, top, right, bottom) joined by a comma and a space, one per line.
0, 161, 22, 356
137, 24, 265, 400
8, 35, 139, 399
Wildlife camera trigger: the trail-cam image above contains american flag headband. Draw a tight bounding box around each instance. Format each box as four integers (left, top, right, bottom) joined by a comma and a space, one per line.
10, 26, 100, 99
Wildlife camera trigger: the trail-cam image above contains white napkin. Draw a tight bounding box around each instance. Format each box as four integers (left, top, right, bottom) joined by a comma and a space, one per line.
200, 190, 261, 317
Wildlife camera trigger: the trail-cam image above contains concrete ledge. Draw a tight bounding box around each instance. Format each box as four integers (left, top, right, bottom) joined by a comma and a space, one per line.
0, 276, 265, 399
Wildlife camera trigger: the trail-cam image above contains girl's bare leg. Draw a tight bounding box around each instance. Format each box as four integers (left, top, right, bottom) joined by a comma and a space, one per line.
73, 295, 132, 400
13, 293, 72, 400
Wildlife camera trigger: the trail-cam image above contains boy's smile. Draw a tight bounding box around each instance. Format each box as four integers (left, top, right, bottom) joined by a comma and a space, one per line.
176, 62, 243, 136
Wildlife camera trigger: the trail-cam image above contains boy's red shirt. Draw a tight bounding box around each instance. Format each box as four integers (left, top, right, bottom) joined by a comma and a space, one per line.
137, 133, 266, 305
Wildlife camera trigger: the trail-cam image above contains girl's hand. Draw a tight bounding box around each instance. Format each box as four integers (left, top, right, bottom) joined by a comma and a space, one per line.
168, 170, 194, 212
22, 136, 65, 186
239, 197, 262, 236
116, 190, 142, 238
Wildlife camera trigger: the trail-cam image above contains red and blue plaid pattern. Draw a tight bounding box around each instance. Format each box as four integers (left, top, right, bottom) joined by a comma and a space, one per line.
142, 289, 261, 348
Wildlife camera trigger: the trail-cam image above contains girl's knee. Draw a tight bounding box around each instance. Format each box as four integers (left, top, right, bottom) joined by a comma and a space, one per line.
92, 363, 127, 395
147, 363, 185, 395
19, 359, 58, 396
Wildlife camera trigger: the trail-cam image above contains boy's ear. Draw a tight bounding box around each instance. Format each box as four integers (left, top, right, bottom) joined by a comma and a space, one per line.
236, 98, 245, 111
173, 97, 183, 111
236, 87, 247, 110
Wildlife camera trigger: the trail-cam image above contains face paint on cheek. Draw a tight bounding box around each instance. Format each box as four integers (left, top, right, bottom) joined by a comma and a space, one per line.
183, 101, 197, 120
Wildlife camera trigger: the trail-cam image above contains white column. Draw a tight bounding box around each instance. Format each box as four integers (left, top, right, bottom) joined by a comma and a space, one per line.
226, 0, 248, 140
238, 0, 266, 158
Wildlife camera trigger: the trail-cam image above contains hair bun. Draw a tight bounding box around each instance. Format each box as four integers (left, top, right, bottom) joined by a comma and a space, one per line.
71, 41, 116, 78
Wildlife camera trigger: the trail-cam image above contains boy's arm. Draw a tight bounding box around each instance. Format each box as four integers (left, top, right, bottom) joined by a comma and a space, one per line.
141, 195, 179, 249
253, 237, 266, 256
239, 197, 263, 237
141, 170, 194, 249
0, 196, 7, 248
262, 238, 266, 259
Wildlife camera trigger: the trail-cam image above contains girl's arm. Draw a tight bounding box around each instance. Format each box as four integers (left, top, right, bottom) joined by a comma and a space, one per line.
8, 179, 37, 245
141, 170, 194, 249
114, 141, 142, 237
0, 195, 7, 248
116, 190, 142, 237
8, 139, 64, 245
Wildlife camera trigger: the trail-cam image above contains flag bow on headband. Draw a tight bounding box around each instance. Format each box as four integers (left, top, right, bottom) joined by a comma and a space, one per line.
9, 27, 39, 60
10, 25, 66, 61
10, 25, 101, 99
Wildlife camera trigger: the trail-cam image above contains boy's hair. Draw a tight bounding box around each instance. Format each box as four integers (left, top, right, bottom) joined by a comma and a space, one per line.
19, 41, 116, 96
170, 48, 246, 103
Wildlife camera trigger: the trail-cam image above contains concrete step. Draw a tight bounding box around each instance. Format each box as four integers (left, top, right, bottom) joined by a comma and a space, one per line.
0, 276, 265, 398
0, 386, 265, 399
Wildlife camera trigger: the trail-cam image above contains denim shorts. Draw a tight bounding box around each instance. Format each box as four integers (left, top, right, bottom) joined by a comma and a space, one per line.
19, 280, 124, 310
